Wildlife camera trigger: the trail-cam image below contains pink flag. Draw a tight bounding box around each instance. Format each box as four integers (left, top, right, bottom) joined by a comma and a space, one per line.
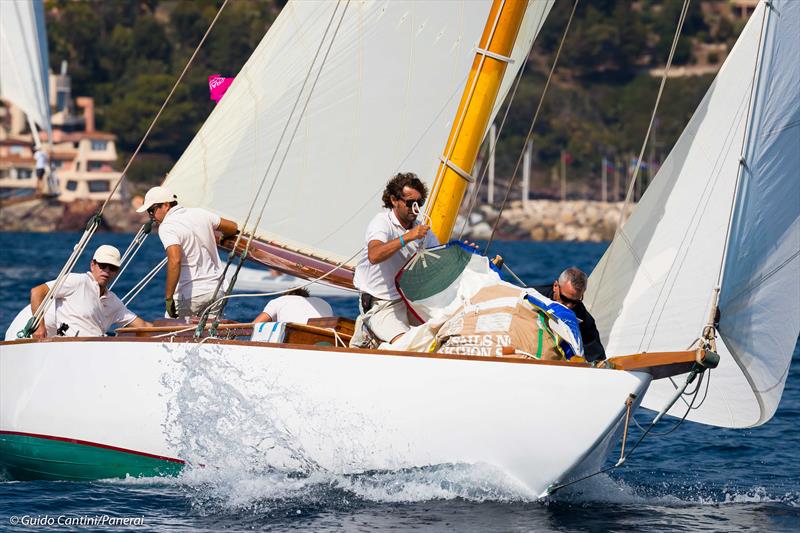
208, 74, 234, 103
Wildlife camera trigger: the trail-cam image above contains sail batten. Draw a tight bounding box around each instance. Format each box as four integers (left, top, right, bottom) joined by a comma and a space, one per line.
587, 0, 799, 428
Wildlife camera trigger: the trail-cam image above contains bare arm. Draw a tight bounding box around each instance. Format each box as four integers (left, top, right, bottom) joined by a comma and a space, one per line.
366, 224, 430, 264
126, 316, 152, 329
165, 245, 182, 299
254, 312, 273, 323
30, 284, 49, 338
218, 217, 238, 239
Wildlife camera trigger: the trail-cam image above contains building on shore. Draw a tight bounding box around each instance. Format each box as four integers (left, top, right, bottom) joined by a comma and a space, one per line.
0, 64, 123, 203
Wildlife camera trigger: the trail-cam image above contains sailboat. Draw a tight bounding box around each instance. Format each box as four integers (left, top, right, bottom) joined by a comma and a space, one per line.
0, 0, 796, 498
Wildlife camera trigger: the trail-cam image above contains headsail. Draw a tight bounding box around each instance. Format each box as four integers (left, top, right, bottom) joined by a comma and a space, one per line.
0, 0, 51, 138
586, 0, 799, 428
165, 0, 553, 272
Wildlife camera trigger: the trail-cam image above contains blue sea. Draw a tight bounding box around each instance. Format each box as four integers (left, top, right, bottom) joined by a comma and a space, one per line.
1, 232, 798, 532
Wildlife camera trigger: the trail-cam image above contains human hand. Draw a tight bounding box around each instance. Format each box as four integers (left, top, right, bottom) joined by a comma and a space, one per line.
165, 297, 178, 318
32, 324, 46, 339
407, 224, 429, 242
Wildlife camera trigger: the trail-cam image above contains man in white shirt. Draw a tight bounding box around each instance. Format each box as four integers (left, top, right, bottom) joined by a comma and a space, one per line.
33, 145, 48, 194
137, 186, 238, 318
254, 288, 333, 324
350, 172, 439, 348
29, 245, 150, 338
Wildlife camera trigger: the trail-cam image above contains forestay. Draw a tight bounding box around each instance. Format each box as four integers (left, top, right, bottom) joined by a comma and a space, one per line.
164, 0, 553, 266
0, 0, 51, 135
586, 0, 799, 428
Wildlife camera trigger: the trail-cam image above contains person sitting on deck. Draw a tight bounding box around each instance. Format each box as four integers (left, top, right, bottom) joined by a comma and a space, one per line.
29, 245, 151, 338
534, 267, 606, 363
137, 186, 238, 319
350, 172, 439, 348
254, 287, 333, 324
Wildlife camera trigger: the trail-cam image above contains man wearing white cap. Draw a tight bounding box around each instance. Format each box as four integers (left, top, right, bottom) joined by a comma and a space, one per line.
137, 185, 238, 318
29, 245, 150, 338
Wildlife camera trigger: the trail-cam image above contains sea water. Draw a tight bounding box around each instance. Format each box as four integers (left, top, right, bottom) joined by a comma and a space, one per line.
0, 232, 797, 532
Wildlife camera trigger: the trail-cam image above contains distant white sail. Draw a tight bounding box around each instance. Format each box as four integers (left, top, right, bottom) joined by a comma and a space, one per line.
165, 0, 553, 265
586, 0, 799, 428
0, 0, 51, 135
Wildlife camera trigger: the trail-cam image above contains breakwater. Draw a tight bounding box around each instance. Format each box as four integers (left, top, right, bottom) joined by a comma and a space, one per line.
463, 200, 628, 242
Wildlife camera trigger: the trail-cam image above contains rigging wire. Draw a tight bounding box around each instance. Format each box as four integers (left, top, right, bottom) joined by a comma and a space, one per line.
200, 1, 351, 335
586, 0, 690, 310
456, 6, 551, 241
484, 0, 579, 255
19, 1, 229, 337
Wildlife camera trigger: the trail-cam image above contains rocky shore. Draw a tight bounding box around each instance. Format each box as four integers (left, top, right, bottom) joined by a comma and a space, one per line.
1, 198, 629, 242
0, 198, 144, 233
462, 200, 628, 242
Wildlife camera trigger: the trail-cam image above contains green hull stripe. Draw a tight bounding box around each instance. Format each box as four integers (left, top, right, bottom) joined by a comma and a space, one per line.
0, 433, 183, 481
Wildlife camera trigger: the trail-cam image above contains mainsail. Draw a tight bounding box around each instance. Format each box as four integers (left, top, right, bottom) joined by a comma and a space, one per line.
165, 0, 553, 268
586, 0, 799, 428
0, 0, 51, 138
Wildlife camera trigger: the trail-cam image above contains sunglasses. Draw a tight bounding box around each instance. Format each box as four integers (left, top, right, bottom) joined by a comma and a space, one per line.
94, 261, 119, 272
400, 198, 424, 209
147, 204, 159, 216
556, 283, 582, 306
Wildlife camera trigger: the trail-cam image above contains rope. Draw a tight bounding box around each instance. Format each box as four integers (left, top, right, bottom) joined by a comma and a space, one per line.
122, 257, 168, 306
109, 222, 152, 290
20, 1, 228, 338
548, 369, 708, 495
484, 0, 579, 255
205, 1, 352, 335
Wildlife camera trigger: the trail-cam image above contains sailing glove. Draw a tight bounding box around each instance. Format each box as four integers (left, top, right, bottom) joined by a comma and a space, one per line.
165, 297, 178, 318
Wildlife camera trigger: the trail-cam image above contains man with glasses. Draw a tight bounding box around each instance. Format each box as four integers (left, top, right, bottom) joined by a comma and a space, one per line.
29, 245, 150, 338
137, 186, 238, 319
350, 172, 440, 348
535, 267, 605, 363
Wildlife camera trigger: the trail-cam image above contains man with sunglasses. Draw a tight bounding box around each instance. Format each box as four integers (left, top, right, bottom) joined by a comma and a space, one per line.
29, 245, 150, 338
137, 185, 238, 319
535, 267, 605, 363
350, 172, 440, 348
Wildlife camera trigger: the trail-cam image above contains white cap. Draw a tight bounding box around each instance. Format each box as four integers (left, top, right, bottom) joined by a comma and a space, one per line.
136, 186, 177, 213
92, 245, 122, 267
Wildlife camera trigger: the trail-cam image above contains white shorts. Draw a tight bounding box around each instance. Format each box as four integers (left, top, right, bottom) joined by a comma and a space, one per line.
350, 298, 410, 347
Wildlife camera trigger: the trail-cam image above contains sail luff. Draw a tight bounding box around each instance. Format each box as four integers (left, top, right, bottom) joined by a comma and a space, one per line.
587, 0, 799, 428
426, 0, 528, 243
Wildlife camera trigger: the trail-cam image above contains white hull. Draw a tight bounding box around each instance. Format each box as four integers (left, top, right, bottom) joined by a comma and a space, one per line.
0, 338, 650, 496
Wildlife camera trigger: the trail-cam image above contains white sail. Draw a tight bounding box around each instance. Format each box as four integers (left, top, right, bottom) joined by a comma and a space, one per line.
165, 0, 553, 265
586, 0, 799, 428
0, 0, 51, 135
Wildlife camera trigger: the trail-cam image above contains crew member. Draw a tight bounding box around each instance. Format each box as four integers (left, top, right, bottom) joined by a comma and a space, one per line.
350, 172, 439, 348
254, 287, 333, 323
137, 185, 238, 318
535, 267, 606, 362
29, 245, 150, 338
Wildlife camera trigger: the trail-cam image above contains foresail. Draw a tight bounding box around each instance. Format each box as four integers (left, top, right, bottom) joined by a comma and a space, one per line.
165, 0, 552, 268
586, 0, 797, 428
717, 0, 800, 427
0, 0, 51, 134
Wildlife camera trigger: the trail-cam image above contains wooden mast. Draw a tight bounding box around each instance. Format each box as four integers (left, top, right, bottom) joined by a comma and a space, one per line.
427, 0, 528, 242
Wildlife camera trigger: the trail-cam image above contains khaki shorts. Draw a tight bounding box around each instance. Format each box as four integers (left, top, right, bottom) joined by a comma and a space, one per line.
175, 291, 222, 319
349, 298, 410, 348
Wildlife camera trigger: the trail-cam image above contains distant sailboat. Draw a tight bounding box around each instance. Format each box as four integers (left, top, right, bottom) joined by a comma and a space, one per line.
1, 0, 797, 499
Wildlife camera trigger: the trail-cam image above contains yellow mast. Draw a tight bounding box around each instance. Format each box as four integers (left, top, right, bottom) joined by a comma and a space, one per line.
427, 0, 528, 243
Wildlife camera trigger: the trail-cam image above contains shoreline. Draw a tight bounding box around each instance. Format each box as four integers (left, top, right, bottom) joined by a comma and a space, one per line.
1, 198, 629, 242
